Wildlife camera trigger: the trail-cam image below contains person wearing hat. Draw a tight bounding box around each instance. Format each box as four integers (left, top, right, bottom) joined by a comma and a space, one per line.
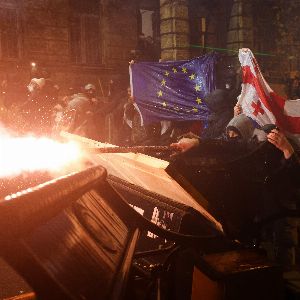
27, 78, 46, 93
84, 83, 97, 100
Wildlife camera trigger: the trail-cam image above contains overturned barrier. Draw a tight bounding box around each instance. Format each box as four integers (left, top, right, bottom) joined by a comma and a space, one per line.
0, 131, 286, 299
0, 166, 139, 300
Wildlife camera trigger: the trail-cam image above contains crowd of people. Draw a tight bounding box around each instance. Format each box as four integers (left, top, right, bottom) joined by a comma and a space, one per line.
171, 103, 300, 273
0, 61, 299, 280
0, 74, 138, 145
0, 72, 210, 147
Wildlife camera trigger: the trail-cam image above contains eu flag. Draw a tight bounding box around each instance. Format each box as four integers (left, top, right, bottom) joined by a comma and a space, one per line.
130, 52, 217, 124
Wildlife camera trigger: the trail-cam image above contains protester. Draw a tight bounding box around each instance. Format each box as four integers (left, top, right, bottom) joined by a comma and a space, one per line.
233, 103, 242, 116
123, 89, 147, 145
92, 78, 128, 143
64, 83, 99, 138
20, 77, 57, 135
200, 89, 237, 139
51, 86, 77, 135
171, 113, 262, 157
262, 128, 300, 269
171, 113, 300, 269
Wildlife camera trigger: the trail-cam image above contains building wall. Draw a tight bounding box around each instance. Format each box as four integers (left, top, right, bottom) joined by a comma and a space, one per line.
251, 0, 300, 96
187, 0, 300, 96
0, 0, 300, 100
189, 0, 233, 58
0, 0, 138, 99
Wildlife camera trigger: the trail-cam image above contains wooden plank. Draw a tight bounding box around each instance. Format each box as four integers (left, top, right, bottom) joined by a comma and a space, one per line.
60, 131, 224, 234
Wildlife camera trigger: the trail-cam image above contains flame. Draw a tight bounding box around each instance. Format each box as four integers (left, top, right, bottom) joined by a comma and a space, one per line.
0, 134, 83, 178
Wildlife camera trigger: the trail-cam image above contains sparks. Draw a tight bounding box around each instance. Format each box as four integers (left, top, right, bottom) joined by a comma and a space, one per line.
0, 134, 82, 178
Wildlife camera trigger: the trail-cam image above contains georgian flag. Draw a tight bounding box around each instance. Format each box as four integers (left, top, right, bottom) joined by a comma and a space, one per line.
238, 48, 300, 145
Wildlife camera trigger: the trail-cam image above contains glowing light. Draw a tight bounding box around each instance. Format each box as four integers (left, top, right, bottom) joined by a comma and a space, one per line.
31, 62, 36, 68
0, 134, 83, 178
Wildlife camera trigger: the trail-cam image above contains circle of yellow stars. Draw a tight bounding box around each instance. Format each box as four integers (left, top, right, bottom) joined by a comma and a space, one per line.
157, 66, 203, 113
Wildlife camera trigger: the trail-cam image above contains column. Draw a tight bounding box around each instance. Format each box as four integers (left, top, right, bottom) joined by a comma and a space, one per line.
227, 0, 253, 51
160, 0, 190, 61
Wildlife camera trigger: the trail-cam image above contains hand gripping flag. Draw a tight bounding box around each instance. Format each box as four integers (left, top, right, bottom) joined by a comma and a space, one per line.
238, 48, 300, 145
129, 53, 217, 125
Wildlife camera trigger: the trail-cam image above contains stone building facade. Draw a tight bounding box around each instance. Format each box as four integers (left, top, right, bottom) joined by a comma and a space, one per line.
159, 0, 300, 96
0, 0, 139, 98
0, 0, 299, 101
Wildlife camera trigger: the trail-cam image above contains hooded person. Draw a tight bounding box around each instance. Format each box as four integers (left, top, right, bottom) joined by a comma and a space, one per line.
225, 116, 300, 270
168, 114, 259, 237
170, 113, 300, 265
200, 54, 241, 139
201, 89, 237, 139
171, 113, 267, 164
225, 113, 267, 143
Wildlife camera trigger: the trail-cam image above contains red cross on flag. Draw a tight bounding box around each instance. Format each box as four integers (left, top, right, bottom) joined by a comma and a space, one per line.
238, 48, 300, 145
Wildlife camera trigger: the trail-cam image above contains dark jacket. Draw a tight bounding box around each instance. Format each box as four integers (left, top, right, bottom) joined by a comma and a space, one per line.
201, 88, 238, 139
171, 115, 298, 240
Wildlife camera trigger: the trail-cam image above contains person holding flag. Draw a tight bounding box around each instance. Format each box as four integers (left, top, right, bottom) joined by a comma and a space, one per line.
129, 52, 218, 143
237, 48, 300, 146
169, 48, 300, 272
171, 48, 300, 177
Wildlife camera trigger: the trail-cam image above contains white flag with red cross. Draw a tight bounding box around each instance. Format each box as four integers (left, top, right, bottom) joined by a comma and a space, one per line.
238, 48, 300, 145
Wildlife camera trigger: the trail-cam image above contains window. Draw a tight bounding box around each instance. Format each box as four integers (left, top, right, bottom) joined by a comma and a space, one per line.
70, 0, 101, 65
189, 15, 207, 52
137, 7, 160, 61
189, 1, 208, 52
0, 7, 19, 60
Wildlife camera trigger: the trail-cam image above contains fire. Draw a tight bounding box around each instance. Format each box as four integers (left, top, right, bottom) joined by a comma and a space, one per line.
0, 134, 83, 178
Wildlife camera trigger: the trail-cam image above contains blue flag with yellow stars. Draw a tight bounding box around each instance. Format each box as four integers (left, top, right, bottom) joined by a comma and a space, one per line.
130, 52, 217, 124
